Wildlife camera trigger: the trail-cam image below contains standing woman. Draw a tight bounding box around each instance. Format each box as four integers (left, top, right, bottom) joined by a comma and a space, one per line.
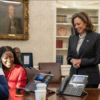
0, 46, 27, 89
67, 12, 100, 88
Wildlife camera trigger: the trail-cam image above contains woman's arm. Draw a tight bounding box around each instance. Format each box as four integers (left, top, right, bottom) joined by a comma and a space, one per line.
0, 68, 9, 99
16, 67, 27, 88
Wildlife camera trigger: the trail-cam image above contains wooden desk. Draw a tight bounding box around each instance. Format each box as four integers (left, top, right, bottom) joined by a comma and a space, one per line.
6, 88, 100, 100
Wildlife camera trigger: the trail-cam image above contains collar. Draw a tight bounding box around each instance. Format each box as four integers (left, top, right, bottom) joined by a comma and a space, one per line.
79, 33, 86, 39
9, 15, 13, 19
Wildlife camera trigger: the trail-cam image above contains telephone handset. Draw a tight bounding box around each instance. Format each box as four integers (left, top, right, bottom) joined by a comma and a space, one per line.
16, 73, 54, 92
58, 75, 71, 93
57, 75, 88, 96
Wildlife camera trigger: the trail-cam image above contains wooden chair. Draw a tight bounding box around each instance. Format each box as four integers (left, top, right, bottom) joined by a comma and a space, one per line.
38, 62, 65, 88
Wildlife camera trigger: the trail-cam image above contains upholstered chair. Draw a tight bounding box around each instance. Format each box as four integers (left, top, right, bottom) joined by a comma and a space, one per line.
38, 62, 65, 88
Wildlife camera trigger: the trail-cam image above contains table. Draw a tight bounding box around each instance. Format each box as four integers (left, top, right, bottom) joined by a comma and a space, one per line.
6, 88, 100, 100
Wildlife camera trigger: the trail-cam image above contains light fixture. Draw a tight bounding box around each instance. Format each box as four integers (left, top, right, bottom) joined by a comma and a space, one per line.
2, 0, 21, 4
62, 6, 68, 8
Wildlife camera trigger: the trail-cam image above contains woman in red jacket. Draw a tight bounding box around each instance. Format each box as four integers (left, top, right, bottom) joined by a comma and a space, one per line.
0, 46, 27, 89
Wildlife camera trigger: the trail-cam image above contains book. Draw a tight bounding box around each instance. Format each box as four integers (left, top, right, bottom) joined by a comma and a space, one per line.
59, 15, 62, 23
56, 55, 63, 65
67, 15, 72, 23
56, 15, 67, 23
62, 15, 65, 23
64, 15, 67, 23
57, 15, 60, 23
61, 55, 63, 65
90, 16, 98, 24
71, 27, 75, 35
56, 40, 63, 48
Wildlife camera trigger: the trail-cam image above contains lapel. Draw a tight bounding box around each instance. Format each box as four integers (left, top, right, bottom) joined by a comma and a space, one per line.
72, 35, 79, 58
78, 32, 93, 57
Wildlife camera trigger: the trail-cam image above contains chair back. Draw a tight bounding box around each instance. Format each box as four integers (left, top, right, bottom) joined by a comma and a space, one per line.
39, 62, 62, 84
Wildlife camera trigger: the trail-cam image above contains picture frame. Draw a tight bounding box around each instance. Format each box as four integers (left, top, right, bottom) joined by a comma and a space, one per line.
0, 0, 29, 40
21, 53, 33, 68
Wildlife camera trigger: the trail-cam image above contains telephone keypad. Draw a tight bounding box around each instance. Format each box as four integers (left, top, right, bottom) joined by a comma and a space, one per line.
64, 84, 84, 96
26, 80, 41, 91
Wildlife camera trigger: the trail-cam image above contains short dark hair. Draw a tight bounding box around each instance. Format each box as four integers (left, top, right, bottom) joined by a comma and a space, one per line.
0, 46, 22, 66
13, 47, 20, 52
71, 12, 95, 35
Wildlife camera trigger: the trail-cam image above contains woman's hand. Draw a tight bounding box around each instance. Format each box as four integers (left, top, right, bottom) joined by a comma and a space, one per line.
70, 59, 81, 68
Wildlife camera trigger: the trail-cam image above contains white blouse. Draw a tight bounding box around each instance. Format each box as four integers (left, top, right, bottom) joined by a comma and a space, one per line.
76, 34, 86, 55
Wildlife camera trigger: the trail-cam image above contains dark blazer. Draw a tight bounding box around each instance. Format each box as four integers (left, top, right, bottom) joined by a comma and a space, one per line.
67, 32, 100, 85
0, 75, 9, 99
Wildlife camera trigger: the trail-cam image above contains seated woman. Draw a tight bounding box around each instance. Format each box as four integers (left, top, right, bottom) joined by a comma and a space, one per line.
0, 67, 9, 99
0, 46, 27, 89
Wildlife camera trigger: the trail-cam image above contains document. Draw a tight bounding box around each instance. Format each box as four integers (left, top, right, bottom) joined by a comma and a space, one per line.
24, 56, 29, 64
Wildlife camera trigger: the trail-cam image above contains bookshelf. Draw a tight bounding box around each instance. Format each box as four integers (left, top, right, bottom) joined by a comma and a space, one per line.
55, 6, 100, 67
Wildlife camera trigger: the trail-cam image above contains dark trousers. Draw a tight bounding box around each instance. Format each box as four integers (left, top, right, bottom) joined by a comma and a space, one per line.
85, 84, 99, 88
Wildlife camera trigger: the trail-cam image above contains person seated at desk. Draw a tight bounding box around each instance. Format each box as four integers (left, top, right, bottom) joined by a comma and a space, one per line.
0, 46, 27, 89
13, 47, 22, 64
13, 47, 36, 70
0, 67, 9, 99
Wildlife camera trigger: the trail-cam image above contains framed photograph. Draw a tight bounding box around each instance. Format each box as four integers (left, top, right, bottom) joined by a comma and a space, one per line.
21, 53, 33, 68
0, 0, 29, 40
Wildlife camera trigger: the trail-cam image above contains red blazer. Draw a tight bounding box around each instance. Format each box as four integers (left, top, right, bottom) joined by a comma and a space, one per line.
4, 64, 27, 89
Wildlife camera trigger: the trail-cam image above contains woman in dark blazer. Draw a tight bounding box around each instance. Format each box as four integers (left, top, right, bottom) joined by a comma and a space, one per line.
67, 12, 100, 88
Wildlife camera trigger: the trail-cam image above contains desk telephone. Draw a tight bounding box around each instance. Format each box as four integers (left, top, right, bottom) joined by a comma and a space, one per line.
16, 73, 54, 92
57, 75, 88, 96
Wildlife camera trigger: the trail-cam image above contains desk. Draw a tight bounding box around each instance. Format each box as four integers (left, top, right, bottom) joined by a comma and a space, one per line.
6, 88, 100, 100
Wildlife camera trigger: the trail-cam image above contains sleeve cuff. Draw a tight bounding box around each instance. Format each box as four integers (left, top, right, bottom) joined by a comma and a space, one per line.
0, 68, 4, 75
